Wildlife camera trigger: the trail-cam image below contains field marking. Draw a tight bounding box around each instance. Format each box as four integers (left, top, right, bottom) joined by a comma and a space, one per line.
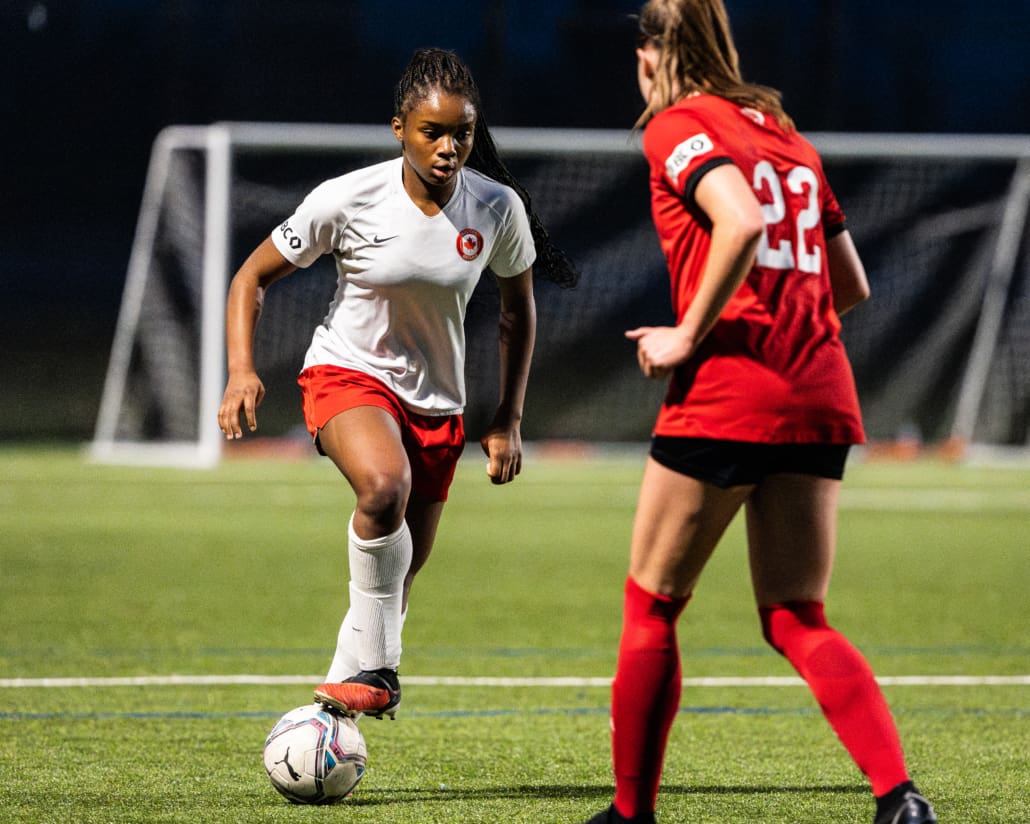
2, 674, 1028, 689
839, 488, 1030, 512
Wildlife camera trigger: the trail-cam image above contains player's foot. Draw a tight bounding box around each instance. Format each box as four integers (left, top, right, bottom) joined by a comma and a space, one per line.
873, 783, 937, 824
581, 805, 656, 824
314, 668, 401, 720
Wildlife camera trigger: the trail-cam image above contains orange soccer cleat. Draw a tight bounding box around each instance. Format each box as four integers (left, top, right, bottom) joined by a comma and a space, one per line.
314, 668, 401, 720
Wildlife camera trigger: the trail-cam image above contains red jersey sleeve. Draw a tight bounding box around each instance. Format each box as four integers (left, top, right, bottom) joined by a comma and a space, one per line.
643, 107, 735, 207
821, 175, 847, 239
797, 134, 847, 239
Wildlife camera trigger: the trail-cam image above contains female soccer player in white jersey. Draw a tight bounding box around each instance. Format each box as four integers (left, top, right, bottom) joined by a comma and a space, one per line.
217, 48, 576, 721
581, 3, 935, 824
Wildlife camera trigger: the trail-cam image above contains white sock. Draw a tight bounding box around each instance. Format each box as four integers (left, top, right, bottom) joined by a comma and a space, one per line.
324, 609, 360, 682
338, 514, 411, 674
325, 588, 413, 682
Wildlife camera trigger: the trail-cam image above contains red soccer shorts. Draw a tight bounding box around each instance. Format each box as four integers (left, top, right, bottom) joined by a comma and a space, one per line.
297, 365, 465, 502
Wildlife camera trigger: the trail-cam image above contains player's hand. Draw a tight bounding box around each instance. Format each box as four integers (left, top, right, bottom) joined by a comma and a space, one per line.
625, 325, 695, 379
480, 424, 523, 485
218, 370, 265, 439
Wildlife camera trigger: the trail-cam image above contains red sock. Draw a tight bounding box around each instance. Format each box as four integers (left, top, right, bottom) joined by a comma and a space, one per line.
760, 601, 909, 796
611, 577, 690, 819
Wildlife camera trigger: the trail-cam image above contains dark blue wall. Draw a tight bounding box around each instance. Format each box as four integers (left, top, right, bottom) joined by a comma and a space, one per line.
3, 1, 1028, 439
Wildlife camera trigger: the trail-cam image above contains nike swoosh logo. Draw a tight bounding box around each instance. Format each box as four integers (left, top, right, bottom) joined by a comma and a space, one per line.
373, 234, 399, 243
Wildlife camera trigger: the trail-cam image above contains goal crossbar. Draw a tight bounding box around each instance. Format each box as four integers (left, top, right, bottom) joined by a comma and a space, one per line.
90, 123, 1030, 468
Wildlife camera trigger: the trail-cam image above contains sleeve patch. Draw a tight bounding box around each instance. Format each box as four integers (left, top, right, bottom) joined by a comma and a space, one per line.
665, 133, 714, 184
277, 219, 305, 253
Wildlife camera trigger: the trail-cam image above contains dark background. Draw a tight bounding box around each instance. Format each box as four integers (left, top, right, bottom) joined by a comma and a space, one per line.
3, 0, 1029, 442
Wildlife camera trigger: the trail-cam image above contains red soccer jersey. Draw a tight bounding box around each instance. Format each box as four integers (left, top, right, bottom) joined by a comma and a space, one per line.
642, 94, 865, 444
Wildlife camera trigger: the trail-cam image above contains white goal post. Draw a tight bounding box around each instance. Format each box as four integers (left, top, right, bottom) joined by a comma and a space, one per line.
91, 123, 1030, 468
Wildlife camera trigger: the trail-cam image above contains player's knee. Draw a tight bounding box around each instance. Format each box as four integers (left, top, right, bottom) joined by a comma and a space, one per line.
355, 470, 410, 529
759, 600, 827, 653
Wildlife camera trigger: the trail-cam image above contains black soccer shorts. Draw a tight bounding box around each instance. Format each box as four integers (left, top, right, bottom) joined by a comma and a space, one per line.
649, 436, 851, 488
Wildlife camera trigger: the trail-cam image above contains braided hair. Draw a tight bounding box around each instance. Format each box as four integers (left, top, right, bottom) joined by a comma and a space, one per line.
393, 48, 578, 288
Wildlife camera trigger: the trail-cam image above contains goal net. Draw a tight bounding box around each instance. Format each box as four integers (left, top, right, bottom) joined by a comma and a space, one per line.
91, 124, 1030, 467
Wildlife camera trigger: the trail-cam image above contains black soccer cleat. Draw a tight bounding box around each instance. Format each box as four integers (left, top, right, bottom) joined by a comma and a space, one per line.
873, 785, 937, 824
314, 668, 401, 720
581, 805, 656, 824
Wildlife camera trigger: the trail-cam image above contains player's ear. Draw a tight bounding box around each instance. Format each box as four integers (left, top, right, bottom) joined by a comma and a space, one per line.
636, 46, 660, 106
637, 46, 658, 80
391, 116, 404, 145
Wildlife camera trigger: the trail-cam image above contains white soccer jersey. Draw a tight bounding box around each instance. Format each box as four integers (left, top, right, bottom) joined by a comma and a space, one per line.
272, 157, 536, 415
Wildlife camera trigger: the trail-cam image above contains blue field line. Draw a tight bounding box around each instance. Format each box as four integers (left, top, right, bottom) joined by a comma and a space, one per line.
2, 674, 1029, 688
2, 643, 1026, 660
0, 707, 801, 722
1, 705, 1028, 722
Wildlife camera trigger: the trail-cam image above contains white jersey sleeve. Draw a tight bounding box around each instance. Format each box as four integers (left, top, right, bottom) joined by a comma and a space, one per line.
271, 179, 347, 268
483, 185, 535, 278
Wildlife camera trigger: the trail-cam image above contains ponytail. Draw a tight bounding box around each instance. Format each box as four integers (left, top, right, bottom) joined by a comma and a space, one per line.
636, 0, 794, 131
467, 116, 579, 289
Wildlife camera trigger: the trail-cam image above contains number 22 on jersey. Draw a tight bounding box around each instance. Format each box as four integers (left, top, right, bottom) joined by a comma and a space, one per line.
753, 160, 822, 275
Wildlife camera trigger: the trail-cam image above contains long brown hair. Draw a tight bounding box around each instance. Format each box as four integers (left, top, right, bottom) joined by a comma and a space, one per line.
635, 0, 794, 130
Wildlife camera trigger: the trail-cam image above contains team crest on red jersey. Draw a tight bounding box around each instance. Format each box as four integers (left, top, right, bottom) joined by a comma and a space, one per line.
456, 228, 484, 261
739, 107, 766, 126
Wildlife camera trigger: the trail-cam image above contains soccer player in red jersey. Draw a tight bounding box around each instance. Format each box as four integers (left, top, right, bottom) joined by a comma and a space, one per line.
583, 3, 936, 824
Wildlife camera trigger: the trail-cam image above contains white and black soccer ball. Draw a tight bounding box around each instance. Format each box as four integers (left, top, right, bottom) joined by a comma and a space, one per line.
263, 704, 367, 804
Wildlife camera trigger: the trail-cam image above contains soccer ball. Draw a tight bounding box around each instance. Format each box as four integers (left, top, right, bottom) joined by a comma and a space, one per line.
263, 704, 367, 804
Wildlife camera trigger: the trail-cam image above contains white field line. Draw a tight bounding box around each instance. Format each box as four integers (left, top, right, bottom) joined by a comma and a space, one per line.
840, 488, 1030, 511
1, 674, 1028, 689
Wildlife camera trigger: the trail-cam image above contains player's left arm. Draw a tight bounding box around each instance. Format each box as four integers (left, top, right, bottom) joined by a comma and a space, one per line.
481, 267, 536, 484
826, 229, 870, 316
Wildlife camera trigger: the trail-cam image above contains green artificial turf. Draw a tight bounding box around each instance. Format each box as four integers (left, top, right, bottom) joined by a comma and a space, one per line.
1, 447, 1027, 822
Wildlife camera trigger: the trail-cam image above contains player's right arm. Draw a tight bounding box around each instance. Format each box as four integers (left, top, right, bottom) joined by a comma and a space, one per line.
218, 237, 297, 439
